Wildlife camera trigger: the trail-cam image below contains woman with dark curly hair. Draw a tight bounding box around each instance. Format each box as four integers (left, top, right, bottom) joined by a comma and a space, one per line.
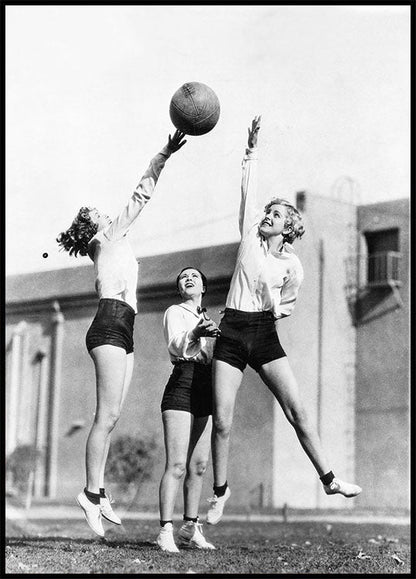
57, 130, 186, 537
156, 267, 220, 553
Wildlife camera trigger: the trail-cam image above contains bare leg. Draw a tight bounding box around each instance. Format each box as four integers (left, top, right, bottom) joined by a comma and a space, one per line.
159, 410, 192, 521
212, 359, 244, 486
98, 352, 134, 488
259, 357, 330, 476
85, 345, 128, 493
183, 416, 212, 518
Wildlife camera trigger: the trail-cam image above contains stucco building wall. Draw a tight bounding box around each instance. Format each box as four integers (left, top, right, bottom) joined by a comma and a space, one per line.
355, 199, 409, 508
6, 194, 409, 511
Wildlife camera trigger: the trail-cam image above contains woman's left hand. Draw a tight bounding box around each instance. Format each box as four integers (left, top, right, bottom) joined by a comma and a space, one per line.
192, 317, 221, 339
247, 115, 261, 148
167, 130, 187, 153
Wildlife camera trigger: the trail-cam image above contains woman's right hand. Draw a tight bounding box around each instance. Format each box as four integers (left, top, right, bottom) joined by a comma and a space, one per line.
247, 115, 261, 148
191, 317, 221, 339
167, 129, 187, 153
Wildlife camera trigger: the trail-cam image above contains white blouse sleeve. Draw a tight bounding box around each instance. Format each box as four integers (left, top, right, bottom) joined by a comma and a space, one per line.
239, 147, 262, 238
276, 258, 304, 319
163, 306, 202, 360
103, 145, 172, 242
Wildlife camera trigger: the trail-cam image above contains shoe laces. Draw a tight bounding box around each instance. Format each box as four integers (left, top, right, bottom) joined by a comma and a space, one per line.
105, 491, 115, 504
195, 521, 204, 535
207, 495, 219, 505
193, 522, 212, 547
182, 519, 203, 532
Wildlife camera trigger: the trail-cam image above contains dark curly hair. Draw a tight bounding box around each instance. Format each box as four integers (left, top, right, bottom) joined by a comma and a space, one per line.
262, 197, 305, 244
56, 206, 99, 257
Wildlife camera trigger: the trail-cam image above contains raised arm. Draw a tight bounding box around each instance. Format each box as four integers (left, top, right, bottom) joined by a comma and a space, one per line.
239, 116, 262, 237
103, 130, 187, 241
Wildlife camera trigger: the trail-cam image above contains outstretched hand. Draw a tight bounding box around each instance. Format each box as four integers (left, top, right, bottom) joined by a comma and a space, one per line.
167, 129, 187, 153
247, 115, 261, 148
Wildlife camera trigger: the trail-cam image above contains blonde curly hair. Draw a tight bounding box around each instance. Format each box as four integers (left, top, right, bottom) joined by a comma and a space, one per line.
263, 197, 305, 244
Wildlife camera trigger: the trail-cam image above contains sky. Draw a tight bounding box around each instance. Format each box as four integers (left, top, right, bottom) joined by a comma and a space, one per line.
5, 5, 410, 276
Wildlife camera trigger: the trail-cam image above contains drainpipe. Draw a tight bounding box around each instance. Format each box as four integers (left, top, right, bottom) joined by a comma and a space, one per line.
46, 301, 65, 498
316, 238, 324, 508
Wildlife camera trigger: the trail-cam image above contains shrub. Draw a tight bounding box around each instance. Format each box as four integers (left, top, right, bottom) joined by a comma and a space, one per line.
105, 434, 157, 492
6, 444, 40, 495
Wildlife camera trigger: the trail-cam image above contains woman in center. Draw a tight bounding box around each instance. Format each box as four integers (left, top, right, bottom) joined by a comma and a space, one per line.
156, 267, 220, 553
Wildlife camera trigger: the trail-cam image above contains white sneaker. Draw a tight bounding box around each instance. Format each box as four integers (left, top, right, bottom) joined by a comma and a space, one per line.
100, 493, 122, 525
206, 486, 231, 525
324, 477, 362, 498
76, 491, 105, 537
178, 520, 216, 549
156, 522, 179, 553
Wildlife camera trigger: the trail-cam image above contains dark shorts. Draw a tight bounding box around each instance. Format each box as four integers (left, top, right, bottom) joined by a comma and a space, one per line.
86, 298, 135, 354
213, 308, 286, 372
161, 361, 213, 417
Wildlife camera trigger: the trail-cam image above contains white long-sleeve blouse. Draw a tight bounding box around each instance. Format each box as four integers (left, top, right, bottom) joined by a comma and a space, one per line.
88, 145, 171, 313
163, 303, 215, 365
225, 147, 304, 319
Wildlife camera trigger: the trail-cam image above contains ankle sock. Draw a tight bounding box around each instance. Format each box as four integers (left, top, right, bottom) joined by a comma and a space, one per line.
99, 488, 106, 498
84, 487, 101, 505
183, 515, 198, 523
213, 481, 228, 497
320, 471, 335, 486
160, 520, 173, 527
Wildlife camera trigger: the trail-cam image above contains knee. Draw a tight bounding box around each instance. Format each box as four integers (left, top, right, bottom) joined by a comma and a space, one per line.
167, 461, 186, 480
188, 460, 208, 477
213, 412, 233, 437
95, 409, 121, 432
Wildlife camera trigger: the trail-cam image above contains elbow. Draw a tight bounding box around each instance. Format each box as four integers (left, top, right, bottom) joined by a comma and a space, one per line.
277, 303, 294, 319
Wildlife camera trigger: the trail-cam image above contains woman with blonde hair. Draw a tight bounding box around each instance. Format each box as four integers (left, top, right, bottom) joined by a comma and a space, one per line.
207, 117, 362, 525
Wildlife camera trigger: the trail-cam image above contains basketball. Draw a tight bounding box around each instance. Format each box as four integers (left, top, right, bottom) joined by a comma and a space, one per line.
169, 82, 220, 136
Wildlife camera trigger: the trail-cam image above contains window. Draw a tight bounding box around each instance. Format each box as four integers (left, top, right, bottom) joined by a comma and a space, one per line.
364, 229, 401, 287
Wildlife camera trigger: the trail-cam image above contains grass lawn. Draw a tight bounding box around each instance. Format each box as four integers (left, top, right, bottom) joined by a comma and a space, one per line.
5, 517, 411, 574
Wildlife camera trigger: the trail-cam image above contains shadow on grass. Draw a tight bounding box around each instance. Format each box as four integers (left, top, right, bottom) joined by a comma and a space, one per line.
6, 536, 157, 549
